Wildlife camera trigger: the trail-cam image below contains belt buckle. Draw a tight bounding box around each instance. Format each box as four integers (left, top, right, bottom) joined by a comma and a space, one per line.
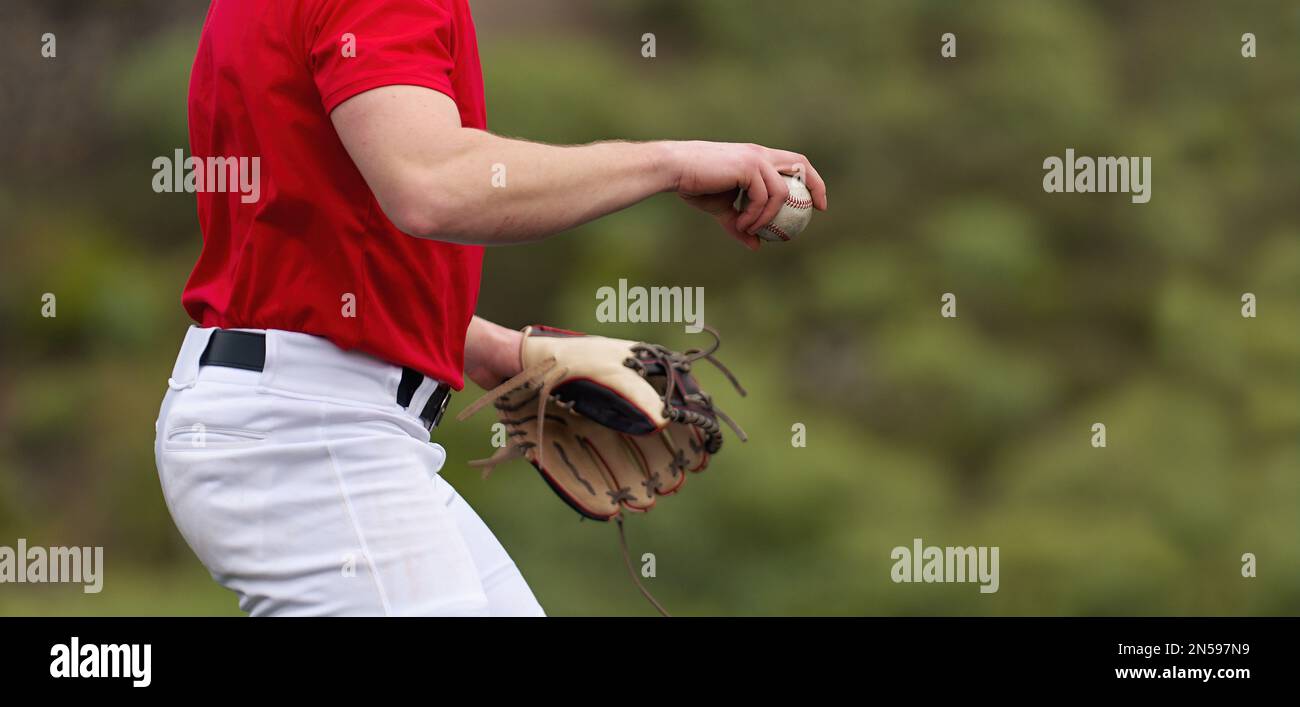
425, 386, 451, 431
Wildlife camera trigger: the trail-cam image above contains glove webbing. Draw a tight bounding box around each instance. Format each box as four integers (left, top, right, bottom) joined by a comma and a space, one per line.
624, 325, 749, 449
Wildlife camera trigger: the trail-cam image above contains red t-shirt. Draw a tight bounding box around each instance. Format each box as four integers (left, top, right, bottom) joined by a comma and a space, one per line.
184, 0, 486, 389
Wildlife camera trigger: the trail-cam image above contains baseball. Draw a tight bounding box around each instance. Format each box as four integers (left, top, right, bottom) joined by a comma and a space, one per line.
733, 174, 814, 242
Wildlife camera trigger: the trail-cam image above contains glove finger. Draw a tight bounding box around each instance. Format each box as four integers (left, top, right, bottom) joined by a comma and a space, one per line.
624, 423, 710, 498
531, 423, 620, 520
577, 422, 658, 512
493, 398, 618, 521
532, 415, 657, 519
671, 422, 712, 473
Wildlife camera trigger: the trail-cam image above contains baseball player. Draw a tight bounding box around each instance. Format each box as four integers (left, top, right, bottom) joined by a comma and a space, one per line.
154, 0, 827, 616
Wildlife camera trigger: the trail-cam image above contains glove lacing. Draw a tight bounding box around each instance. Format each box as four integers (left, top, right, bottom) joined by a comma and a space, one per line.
457, 355, 565, 478
624, 325, 748, 453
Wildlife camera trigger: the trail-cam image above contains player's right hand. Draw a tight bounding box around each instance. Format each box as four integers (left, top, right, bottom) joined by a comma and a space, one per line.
663, 140, 827, 250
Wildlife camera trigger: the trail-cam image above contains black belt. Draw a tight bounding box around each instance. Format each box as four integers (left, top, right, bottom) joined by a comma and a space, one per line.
198, 330, 452, 432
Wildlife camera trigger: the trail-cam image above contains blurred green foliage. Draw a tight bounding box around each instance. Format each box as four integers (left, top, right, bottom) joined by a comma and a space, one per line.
0, 0, 1297, 615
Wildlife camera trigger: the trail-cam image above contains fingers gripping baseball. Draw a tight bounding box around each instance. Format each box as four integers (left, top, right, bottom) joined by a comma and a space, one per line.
669, 141, 825, 247
746, 161, 791, 236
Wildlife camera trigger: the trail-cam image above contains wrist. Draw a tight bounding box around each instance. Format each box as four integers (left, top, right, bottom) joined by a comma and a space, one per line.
500, 326, 524, 378
465, 317, 524, 389
646, 141, 682, 193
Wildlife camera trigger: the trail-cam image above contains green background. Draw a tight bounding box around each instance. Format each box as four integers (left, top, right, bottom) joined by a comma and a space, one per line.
0, 0, 1297, 615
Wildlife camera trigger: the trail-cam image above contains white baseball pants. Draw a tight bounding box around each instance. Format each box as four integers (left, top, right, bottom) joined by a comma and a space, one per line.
153, 326, 545, 616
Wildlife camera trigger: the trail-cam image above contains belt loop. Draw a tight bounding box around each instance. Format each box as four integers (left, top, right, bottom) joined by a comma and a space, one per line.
408, 376, 440, 418
257, 329, 279, 389
398, 368, 451, 431
168, 326, 216, 390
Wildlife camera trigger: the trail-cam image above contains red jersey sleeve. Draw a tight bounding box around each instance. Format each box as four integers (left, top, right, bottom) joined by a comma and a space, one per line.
304, 0, 460, 114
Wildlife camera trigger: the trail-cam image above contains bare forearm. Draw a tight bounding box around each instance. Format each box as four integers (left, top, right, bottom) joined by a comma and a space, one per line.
406, 133, 676, 245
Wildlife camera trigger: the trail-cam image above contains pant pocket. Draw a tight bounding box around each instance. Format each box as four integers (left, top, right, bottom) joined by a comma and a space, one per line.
164, 423, 268, 450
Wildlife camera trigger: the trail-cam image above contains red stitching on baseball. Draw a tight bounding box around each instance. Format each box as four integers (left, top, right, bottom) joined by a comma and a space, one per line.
763, 224, 792, 241
784, 194, 812, 209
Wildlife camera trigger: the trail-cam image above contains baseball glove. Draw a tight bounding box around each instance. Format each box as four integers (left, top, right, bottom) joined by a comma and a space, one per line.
456, 325, 747, 521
